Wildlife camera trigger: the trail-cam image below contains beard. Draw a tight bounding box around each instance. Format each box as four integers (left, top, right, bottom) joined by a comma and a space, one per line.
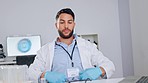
58, 29, 74, 39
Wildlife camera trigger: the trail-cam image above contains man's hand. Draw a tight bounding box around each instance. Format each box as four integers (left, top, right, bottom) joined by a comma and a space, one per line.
44, 71, 66, 83
79, 67, 102, 80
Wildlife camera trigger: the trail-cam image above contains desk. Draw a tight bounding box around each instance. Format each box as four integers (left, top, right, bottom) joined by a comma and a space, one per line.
71, 78, 124, 83
0, 81, 32, 83
0, 78, 124, 83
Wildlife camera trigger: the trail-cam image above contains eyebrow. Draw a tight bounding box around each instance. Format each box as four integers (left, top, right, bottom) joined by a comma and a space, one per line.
59, 19, 74, 21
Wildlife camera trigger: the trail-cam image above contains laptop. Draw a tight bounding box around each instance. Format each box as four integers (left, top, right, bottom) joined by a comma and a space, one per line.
119, 76, 148, 83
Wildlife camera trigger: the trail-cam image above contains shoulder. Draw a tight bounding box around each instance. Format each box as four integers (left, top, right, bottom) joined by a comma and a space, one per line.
77, 36, 99, 52
40, 42, 50, 50
77, 37, 94, 46
38, 41, 55, 53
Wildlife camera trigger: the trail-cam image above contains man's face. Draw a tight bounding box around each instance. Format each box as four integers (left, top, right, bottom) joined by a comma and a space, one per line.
55, 13, 75, 39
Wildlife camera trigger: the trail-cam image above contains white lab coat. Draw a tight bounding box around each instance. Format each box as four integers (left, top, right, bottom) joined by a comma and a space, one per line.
28, 37, 115, 82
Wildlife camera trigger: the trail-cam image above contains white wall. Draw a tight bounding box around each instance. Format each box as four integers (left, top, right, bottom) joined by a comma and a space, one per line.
0, 0, 123, 78
129, 0, 148, 76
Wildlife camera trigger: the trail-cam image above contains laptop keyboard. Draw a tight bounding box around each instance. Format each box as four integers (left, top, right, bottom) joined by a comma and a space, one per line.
136, 76, 148, 83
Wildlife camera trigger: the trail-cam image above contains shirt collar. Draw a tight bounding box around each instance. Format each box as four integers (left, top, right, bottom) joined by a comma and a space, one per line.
55, 34, 78, 44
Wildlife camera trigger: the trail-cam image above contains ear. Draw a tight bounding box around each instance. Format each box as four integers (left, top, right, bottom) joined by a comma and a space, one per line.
74, 22, 76, 27
73, 22, 76, 29
55, 22, 58, 29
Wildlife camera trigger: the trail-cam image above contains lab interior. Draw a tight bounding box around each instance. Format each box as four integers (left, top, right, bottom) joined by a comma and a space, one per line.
0, 0, 148, 83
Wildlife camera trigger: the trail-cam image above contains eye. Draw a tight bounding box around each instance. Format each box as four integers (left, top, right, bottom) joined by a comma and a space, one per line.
68, 21, 73, 24
60, 21, 64, 24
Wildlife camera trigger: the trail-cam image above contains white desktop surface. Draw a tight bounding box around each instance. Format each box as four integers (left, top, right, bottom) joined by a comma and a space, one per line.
0, 81, 32, 83
0, 78, 124, 83
71, 78, 124, 83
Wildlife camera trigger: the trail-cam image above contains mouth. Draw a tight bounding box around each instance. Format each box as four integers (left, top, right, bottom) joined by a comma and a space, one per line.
63, 29, 71, 34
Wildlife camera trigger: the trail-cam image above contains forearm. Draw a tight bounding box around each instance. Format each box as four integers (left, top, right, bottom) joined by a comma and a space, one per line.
100, 67, 106, 77
40, 72, 46, 78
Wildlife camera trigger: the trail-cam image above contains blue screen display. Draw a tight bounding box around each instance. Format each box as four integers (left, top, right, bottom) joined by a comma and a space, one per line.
17, 38, 32, 53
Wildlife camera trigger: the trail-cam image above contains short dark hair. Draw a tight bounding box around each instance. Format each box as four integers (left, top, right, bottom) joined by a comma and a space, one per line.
56, 8, 75, 21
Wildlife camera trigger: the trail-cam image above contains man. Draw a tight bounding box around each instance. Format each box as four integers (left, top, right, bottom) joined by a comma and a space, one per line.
28, 8, 115, 83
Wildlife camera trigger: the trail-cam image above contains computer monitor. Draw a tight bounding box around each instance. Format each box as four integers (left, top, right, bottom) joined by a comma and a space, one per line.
7, 35, 41, 56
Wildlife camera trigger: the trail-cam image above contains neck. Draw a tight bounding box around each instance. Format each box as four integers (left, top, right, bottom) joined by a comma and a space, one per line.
58, 36, 74, 45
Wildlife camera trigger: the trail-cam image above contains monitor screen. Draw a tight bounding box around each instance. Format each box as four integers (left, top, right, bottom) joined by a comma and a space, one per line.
7, 35, 41, 56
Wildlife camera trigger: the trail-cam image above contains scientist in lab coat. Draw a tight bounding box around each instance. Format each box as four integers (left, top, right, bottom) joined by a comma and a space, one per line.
28, 8, 115, 83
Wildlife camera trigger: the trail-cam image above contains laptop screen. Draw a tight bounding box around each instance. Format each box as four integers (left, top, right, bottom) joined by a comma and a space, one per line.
7, 35, 41, 56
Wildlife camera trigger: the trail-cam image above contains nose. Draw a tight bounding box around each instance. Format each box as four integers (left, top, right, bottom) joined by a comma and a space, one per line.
64, 22, 68, 29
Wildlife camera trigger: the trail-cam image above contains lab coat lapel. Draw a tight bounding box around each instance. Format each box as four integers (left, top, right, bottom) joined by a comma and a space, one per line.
77, 37, 92, 69
45, 40, 56, 71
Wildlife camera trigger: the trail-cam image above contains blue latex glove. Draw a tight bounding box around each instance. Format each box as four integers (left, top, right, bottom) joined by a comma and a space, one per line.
79, 67, 102, 80
44, 71, 66, 83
